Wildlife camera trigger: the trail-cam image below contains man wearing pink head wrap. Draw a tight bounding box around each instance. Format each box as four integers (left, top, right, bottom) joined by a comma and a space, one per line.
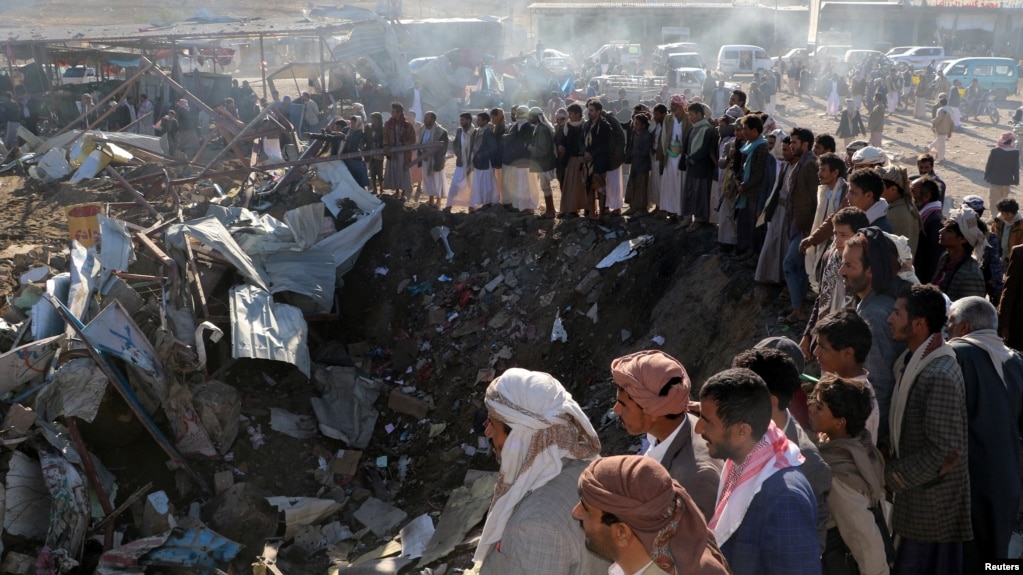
573, 455, 731, 575
611, 350, 721, 520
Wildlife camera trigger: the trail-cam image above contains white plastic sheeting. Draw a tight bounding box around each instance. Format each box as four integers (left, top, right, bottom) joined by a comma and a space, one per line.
316, 160, 385, 274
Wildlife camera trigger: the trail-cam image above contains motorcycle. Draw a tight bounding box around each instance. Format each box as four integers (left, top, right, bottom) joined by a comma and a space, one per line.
980, 91, 1000, 124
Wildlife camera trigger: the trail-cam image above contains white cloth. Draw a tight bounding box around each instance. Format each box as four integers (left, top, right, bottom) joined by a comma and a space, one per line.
952, 329, 1014, 384
609, 562, 654, 575
605, 166, 624, 210
475, 368, 600, 563
643, 419, 685, 463
865, 198, 889, 226
138, 100, 155, 136
420, 127, 446, 198
889, 337, 957, 456
659, 117, 685, 215
503, 165, 540, 211
827, 81, 841, 116
471, 168, 499, 208
447, 166, 472, 208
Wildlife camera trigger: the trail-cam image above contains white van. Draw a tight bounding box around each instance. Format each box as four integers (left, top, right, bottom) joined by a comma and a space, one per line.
717, 45, 772, 78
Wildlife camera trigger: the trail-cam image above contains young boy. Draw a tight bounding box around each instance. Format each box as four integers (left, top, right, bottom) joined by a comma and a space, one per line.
800, 206, 870, 360
808, 374, 891, 575
812, 308, 880, 444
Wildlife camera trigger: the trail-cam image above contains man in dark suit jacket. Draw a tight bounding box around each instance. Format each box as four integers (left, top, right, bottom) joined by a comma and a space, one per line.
610, 350, 722, 521
696, 368, 821, 575
783, 127, 821, 323
680, 102, 720, 231
733, 347, 833, 553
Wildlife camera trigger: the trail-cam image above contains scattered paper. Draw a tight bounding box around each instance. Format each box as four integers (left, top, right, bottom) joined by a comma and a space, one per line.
374, 267, 389, 276
551, 313, 568, 343
651, 335, 665, 346
353, 498, 408, 538
265, 497, 343, 540
400, 514, 436, 559
596, 235, 654, 269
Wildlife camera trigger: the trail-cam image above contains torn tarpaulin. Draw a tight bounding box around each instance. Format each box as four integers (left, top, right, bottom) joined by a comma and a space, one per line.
96, 527, 241, 575
230, 285, 311, 376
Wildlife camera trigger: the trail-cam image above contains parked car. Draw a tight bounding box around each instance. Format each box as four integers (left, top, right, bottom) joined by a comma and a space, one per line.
62, 66, 97, 85
774, 48, 808, 66
885, 46, 915, 58
653, 42, 701, 74
942, 57, 1019, 100
887, 46, 946, 68
590, 42, 643, 70
717, 45, 773, 78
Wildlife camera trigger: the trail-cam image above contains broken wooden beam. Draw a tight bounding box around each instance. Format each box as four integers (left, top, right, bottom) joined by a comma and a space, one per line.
104, 166, 161, 221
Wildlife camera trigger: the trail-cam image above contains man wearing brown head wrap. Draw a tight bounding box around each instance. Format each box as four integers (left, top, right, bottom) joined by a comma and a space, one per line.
611, 350, 721, 521
573, 455, 731, 575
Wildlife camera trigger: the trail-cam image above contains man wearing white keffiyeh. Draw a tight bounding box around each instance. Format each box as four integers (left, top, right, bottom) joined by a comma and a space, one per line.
476, 368, 607, 575
947, 296, 1023, 568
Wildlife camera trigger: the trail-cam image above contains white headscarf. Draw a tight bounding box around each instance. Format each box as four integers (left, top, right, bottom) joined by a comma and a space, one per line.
475, 368, 600, 563
952, 206, 987, 263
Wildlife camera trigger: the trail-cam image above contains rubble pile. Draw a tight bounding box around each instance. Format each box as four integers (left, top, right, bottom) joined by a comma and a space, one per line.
0, 77, 788, 575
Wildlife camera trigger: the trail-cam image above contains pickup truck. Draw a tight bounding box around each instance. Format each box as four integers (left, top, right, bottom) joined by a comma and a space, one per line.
887, 46, 946, 69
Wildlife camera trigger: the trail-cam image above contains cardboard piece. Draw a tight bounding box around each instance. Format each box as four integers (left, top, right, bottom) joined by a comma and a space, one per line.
387, 391, 430, 420
265, 496, 343, 540
353, 498, 407, 538
332, 449, 362, 477
419, 471, 498, 565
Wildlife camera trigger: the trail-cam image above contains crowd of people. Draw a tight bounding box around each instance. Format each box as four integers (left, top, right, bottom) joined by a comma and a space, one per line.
292, 57, 1023, 575
476, 283, 1022, 574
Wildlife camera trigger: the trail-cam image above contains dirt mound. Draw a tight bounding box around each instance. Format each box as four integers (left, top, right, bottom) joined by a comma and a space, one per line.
0, 179, 797, 573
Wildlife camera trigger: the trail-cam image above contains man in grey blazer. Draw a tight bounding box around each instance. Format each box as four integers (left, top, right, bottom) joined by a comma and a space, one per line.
611, 350, 722, 521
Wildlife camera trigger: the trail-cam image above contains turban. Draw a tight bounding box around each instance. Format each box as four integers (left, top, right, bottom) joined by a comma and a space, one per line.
962, 195, 985, 214
578, 456, 729, 575
670, 94, 686, 107
724, 105, 743, 119
514, 104, 529, 118
528, 106, 543, 119
475, 368, 600, 563
998, 131, 1015, 149
952, 206, 987, 262
611, 351, 690, 417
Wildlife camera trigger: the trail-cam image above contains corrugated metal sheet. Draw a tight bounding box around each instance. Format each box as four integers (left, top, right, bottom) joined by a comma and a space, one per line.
230, 285, 310, 377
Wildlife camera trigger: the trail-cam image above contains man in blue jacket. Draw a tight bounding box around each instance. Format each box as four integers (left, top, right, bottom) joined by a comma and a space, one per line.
696, 367, 821, 575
